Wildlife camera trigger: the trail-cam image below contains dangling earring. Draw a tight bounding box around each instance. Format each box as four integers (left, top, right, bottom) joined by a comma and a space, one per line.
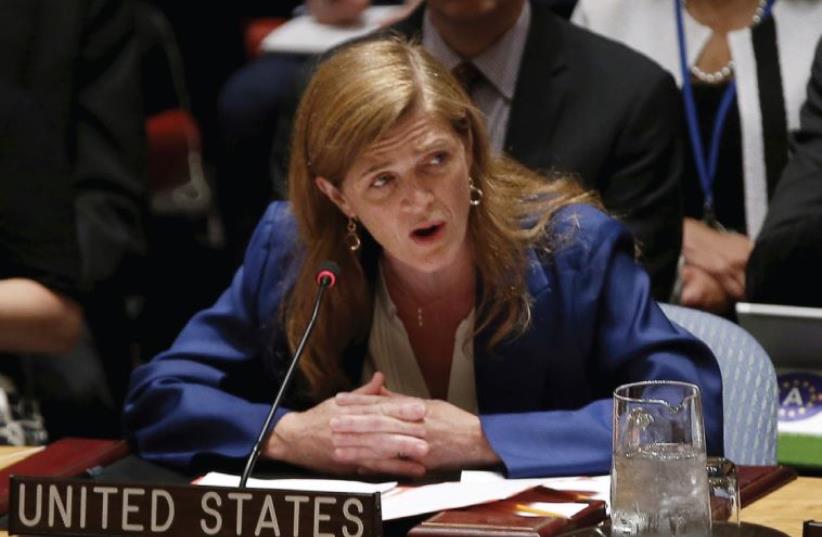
345, 217, 361, 252
469, 177, 483, 207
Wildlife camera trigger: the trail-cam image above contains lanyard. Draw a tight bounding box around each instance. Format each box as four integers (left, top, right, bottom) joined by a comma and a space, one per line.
674, 0, 775, 218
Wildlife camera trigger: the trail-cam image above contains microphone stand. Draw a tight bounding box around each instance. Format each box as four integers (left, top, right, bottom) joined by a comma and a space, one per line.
238, 272, 334, 488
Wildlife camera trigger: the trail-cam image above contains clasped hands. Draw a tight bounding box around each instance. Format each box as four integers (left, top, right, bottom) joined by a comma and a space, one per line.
680, 218, 753, 313
265, 373, 499, 478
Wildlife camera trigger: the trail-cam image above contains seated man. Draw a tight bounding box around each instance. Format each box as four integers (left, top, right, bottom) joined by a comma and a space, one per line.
269, 0, 686, 301
0, 0, 147, 439
747, 36, 822, 307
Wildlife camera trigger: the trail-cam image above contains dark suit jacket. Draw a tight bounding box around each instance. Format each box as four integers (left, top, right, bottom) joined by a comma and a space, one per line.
0, 0, 146, 290
0, 83, 81, 298
747, 37, 822, 307
273, 1, 684, 301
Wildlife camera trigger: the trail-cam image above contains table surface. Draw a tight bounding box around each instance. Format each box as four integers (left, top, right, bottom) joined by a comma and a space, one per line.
0, 446, 819, 537
741, 475, 822, 537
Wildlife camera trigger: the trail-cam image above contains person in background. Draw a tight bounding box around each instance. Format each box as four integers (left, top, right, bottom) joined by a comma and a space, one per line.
217, 0, 413, 264
0, 83, 83, 357
217, 0, 579, 266
270, 0, 687, 302
0, 0, 147, 438
747, 36, 822, 307
0, 82, 84, 445
573, 0, 822, 314
125, 39, 722, 478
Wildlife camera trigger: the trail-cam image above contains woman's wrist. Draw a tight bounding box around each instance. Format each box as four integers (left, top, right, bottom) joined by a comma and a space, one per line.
265, 411, 298, 463
470, 418, 501, 467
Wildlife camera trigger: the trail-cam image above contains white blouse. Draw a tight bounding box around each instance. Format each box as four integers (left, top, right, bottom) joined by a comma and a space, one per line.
361, 268, 478, 414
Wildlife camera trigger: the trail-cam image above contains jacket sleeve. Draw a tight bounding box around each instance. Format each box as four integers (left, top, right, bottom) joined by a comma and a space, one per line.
0, 84, 82, 298
601, 69, 685, 302
481, 207, 723, 478
747, 36, 822, 307
75, 0, 147, 287
124, 203, 296, 470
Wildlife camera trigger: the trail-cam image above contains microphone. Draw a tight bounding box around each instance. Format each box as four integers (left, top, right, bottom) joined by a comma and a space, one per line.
239, 261, 341, 487
315, 261, 339, 288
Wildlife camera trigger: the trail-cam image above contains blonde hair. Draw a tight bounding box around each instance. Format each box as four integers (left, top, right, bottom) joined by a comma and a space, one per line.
285, 37, 597, 399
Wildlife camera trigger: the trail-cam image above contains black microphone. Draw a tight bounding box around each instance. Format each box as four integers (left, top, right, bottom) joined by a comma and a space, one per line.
239, 261, 340, 487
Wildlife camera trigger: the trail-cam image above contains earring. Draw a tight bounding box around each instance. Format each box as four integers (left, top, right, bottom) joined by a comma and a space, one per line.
469, 177, 483, 207
345, 217, 361, 252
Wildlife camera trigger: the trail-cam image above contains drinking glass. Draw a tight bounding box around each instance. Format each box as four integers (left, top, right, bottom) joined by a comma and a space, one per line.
707, 457, 740, 526
611, 381, 712, 537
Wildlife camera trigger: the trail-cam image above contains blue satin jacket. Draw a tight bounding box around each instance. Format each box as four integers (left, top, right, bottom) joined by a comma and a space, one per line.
124, 202, 723, 477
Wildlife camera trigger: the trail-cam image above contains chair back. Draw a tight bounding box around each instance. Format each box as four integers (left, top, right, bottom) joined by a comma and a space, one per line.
136, 1, 211, 213
660, 304, 778, 465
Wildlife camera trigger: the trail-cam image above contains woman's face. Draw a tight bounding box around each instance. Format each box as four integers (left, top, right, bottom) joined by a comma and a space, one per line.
316, 111, 474, 276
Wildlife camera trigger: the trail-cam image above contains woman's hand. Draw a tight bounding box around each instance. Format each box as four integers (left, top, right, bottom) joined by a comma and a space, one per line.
414, 398, 500, 471
682, 218, 752, 300
264, 373, 427, 476
332, 388, 500, 474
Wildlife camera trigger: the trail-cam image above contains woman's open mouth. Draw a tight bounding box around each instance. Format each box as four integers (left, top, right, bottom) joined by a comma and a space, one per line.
411, 222, 446, 243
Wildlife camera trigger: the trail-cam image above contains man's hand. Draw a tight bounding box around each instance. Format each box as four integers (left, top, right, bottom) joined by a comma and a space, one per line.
378, 0, 423, 27
680, 263, 733, 314
307, 0, 370, 25
0, 278, 83, 354
683, 218, 753, 300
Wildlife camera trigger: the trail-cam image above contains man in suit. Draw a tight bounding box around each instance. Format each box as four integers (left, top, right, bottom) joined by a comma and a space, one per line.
0, 0, 147, 438
747, 36, 822, 307
271, 0, 685, 300
0, 82, 83, 356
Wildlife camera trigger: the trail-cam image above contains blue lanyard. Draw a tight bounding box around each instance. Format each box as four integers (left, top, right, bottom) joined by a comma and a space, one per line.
674, 0, 775, 215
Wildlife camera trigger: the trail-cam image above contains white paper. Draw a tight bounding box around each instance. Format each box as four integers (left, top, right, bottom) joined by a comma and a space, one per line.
381, 479, 543, 521
197, 472, 397, 494
195, 471, 610, 521
513, 502, 594, 518
461, 471, 611, 504
261, 6, 405, 55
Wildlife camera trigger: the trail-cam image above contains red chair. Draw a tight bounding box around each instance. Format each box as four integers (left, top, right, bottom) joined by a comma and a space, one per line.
243, 17, 287, 59
146, 109, 200, 193
138, 1, 212, 214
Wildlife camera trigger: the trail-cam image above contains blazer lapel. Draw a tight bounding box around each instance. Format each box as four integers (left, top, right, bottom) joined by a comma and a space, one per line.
473, 249, 551, 413
505, 3, 569, 169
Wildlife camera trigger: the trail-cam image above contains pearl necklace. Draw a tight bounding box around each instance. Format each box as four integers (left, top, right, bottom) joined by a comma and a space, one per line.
686, 0, 768, 85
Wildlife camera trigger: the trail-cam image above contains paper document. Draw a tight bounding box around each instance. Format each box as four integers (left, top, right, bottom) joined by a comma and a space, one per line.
461, 471, 611, 505
197, 472, 396, 494
260, 6, 404, 55
196, 471, 610, 521
381, 479, 545, 520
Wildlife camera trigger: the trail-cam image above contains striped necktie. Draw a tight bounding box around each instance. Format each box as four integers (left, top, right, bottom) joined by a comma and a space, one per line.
452, 61, 483, 98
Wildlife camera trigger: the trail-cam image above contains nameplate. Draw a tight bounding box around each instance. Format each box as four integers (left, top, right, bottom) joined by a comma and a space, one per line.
9, 476, 382, 537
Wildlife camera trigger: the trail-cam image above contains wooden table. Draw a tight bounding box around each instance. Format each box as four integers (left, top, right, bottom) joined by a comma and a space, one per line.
0, 447, 819, 537
742, 476, 822, 537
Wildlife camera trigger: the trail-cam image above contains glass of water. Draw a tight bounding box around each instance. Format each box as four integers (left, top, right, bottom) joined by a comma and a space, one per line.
707, 457, 740, 526
611, 381, 712, 537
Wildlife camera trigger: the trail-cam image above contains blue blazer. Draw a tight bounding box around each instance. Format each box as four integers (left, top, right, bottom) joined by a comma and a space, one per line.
124, 202, 723, 477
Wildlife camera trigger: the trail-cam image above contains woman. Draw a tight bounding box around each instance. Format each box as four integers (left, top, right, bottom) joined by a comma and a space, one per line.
572, 0, 822, 313
124, 38, 723, 478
